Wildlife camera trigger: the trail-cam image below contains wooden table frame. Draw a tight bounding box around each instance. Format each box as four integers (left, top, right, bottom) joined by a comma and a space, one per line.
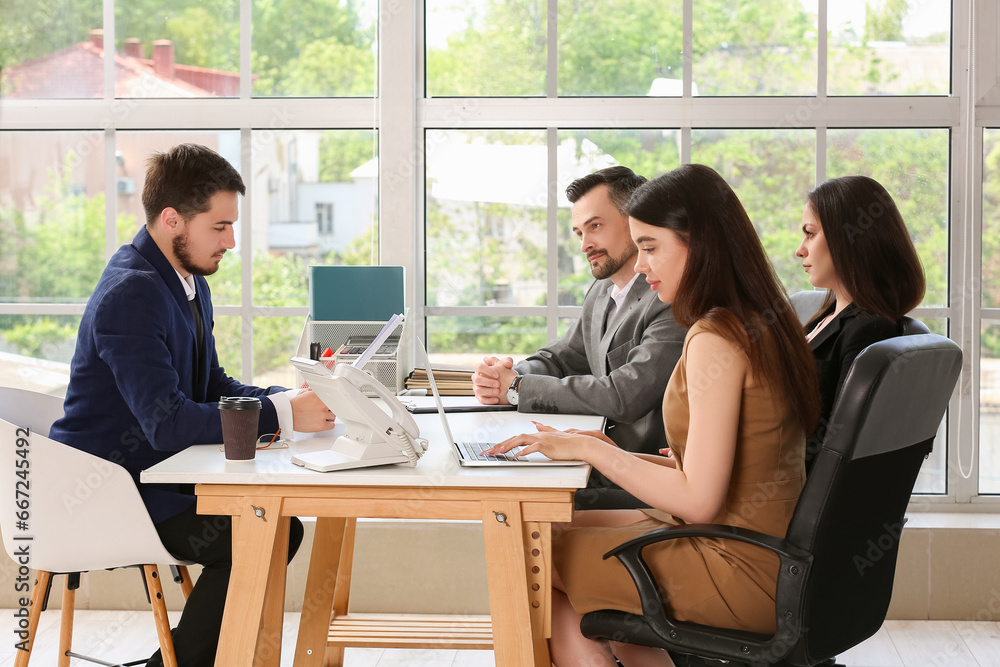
196, 482, 576, 666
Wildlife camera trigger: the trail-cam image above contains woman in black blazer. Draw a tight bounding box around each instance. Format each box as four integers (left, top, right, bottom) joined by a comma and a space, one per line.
795, 176, 926, 465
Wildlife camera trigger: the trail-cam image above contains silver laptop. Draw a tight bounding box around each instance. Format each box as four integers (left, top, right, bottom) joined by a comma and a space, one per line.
419, 345, 587, 468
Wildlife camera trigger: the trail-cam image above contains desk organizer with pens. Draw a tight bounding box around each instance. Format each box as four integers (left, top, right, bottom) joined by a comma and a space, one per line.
296, 265, 413, 395
294, 314, 413, 395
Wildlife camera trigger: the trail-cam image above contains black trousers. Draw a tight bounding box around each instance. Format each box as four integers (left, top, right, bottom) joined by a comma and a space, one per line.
145, 503, 304, 667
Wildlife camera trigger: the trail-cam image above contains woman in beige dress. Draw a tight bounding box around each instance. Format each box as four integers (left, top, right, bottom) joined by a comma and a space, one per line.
490, 164, 821, 666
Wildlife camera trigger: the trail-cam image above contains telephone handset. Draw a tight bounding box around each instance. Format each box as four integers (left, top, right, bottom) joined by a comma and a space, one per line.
331, 363, 422, 456
290, 357, 427, 472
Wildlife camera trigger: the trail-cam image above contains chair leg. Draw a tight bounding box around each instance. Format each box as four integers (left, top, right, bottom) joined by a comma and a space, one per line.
14, 570, 51, 667
169, 564, 194, 600
57, 574, 77, 667
143, 565, 178, 667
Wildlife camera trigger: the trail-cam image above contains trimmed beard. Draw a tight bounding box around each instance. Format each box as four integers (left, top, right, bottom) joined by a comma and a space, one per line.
591, 244, 637, 280
172, 227, 221, 277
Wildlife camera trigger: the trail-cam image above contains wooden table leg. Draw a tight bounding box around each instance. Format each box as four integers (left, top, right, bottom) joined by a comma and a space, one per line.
294, 517, 356, 667
255, 516, 291, 667
525, 521, 552, 666
481, 501, 540, 666
326, 518, 357, 665
214, 496, 285, 667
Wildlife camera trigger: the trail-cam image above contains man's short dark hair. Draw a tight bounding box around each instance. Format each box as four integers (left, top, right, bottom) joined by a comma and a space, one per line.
565, 166, 647, 215
142, 143, 246, 226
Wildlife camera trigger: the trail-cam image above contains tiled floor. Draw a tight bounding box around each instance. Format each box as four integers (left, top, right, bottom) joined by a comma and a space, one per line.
1, 611, 999, 666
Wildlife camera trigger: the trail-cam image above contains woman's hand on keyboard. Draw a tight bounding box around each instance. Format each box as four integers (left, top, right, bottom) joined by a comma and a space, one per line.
486, 424, 602, 462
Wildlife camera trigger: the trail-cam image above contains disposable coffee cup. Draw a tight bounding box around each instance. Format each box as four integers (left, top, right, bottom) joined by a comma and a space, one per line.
219, 396, 261, 460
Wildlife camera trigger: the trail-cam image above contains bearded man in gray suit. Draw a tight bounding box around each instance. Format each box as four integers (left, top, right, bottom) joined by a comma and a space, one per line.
472, 166, 686, 509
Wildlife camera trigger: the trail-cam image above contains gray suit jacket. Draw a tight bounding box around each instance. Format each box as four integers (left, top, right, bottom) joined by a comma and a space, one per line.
513, 274, 685, 460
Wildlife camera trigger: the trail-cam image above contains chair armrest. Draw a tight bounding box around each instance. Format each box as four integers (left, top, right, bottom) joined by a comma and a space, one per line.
604, 523, 813, 562
602, 523, 813, 652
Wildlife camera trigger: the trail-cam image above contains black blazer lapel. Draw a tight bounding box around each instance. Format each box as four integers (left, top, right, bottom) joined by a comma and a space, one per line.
808, 303, 859, 352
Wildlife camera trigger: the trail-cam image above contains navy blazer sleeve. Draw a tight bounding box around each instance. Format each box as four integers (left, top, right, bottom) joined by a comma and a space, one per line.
92, 272, 278, 453
50, 231, 291, 523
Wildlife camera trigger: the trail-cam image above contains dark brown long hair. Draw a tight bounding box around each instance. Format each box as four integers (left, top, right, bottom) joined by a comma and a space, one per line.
807, 176, 925, 320
626, 164, 820, 434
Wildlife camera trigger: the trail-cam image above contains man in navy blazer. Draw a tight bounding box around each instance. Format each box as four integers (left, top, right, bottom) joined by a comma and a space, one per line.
471, 166, 685, 509
50, 144, 335, 667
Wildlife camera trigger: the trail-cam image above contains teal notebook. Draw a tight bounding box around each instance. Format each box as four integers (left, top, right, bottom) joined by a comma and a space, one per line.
309, 265, 405, 321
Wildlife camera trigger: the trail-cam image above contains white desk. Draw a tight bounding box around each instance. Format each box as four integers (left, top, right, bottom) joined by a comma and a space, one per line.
142, 410, 599, 667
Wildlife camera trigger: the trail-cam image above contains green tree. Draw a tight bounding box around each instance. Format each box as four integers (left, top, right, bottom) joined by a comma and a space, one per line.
115, 0, 374, 97
319, 131, 376, 183
115, 0, 238, 66
865, 0, 908, 42
251, 0, 375, 96
426, 0, 547, 96
421, 1, 951, 357
981, 131, 1000, 325
0, 157, 136, 360
693, 0, 817, 95
692, 129, 817, 294
557, 0, 683, 96
207, 251, 310, 374
827, 129, 949, 308
331, 224, 378, 266
164, 6, 239, 71
426, 0, 818, 97
0, 0, 100, 72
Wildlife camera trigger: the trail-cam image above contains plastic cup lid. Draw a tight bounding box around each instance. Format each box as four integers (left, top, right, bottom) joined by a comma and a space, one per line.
218, 396, 262, 410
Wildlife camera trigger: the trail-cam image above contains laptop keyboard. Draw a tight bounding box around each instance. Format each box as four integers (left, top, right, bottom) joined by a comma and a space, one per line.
458, 441, 527, 462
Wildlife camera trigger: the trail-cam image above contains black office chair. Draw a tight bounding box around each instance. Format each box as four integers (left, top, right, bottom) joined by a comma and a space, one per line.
789, 289, 830, 326
579, 333, 962, 667
788, 290, 929, 336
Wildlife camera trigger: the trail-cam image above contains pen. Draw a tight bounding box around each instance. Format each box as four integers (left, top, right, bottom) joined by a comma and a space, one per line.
321, 345, 343, 371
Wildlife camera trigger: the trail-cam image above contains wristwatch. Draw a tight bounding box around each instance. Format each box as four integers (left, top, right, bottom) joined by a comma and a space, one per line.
506, 375, 524, 406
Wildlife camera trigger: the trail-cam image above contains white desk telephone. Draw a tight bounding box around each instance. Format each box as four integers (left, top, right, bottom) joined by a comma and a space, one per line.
290, 357, 427, 472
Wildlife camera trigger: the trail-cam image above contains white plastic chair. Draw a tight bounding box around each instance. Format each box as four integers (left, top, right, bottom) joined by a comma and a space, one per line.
0, 386, 191, 667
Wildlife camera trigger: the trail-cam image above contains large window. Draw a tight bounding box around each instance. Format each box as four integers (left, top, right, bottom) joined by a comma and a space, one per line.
980, 128, 1000, 495
0, 2, 378, 393
4, 0, 996, 507
0, 131, 107, 392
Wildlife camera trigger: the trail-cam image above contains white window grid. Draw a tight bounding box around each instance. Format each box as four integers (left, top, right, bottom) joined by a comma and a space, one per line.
0, 0, 994, 508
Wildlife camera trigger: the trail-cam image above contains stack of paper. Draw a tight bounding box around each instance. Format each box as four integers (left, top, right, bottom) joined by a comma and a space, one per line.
405, 367, 474, 395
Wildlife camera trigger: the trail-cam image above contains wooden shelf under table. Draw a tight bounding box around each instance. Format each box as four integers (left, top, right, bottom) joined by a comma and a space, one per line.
327, 613, 494, 650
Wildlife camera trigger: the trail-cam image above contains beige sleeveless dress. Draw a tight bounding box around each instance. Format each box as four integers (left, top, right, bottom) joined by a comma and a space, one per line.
552, 320, 806, 634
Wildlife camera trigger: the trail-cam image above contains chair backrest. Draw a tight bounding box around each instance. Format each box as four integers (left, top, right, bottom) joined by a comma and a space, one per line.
782, 334, 961, 664
790, 290, 930, 337
0, 386, 65, 437
899, 315, 930, 336
789, 290, 830, 326
0, 387, 187, 573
